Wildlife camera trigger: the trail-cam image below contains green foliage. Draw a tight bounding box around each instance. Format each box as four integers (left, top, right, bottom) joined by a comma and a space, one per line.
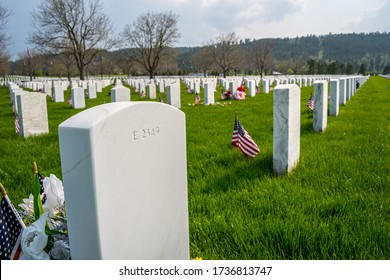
1, 77, 389, 260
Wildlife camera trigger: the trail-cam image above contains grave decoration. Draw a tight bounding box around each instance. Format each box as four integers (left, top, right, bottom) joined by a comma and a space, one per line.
16, 163, 70, 260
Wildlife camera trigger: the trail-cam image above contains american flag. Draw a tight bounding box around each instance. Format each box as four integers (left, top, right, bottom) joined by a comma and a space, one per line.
0, 192, 26, 260
14, 115, 20, 133
232, 117, 260, 158
195, 93, 200, 104
67, 96, 73, 107
38, 173, 47, 204
307, 95, 314, 111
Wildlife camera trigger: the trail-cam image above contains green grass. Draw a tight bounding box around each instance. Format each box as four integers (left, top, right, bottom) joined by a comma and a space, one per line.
1, 76, 389, 260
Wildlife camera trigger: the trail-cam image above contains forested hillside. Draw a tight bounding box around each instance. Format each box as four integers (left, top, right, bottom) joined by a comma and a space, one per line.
268, 32, 390, 73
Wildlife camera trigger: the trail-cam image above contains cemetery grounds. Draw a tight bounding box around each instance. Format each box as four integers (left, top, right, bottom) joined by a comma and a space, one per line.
0, 76, 389, 259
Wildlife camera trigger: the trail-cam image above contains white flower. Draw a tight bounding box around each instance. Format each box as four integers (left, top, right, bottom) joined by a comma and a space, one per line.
20, 213, 50, 260
42, 174, 65, 215
18, 194, 35, 218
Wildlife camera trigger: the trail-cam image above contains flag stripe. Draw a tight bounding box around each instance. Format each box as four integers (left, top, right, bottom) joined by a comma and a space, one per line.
232, 119, 260, 157
14, 116, 20, 133
307, 95, 314, 111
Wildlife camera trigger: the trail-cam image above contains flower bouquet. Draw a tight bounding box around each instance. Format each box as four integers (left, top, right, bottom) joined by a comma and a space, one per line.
18, 163, 70, 260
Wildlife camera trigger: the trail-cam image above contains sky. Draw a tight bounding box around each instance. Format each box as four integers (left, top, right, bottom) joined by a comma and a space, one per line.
2, 0, 390, 60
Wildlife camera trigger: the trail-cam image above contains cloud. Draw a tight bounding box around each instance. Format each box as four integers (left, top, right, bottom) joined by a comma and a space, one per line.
353, 0, 390, 32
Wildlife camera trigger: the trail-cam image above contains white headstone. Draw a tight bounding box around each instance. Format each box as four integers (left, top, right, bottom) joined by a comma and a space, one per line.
263, 79, 269, 94
329, 79, 339, 116
273, 84, 300, 175
313, 81, 328, 132
146, 84, 156, 99
96, 81, 103, 93
339, 78, 346, 105
53, 86, 65, 102
16, 92, 49, 137
111, 86, 130, 102
166, 84, 181, 108
203, 82, 214, 105
346, 78, 351, 101
88, 85, 97, 99
59, 102, 189, 260
71, 87, 86, 109
158, 81, 165, 93
248, 80, 256, 97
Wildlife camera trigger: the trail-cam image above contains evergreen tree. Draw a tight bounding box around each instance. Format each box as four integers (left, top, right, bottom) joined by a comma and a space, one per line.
383, 65, 390, 75
359, 63, 366, 75
346, 63, 355, 74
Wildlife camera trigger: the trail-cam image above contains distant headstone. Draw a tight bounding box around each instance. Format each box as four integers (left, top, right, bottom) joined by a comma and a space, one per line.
204, 82, 214, 105
273, 84, 300, 175
87, 85, 97, 99
59, 102, 189, 260
263, 79, 269, 94
71, 87, 86, 109
329, 79, 339, 116
53, 85, 65, 102
166, 84, 181, 108
339, 78, 346, 105
248, 80, 256, 97
16, 92, 49, 137
96, 81, 103, 93
346, 78, 351, 101
146, 84, 156, 99
158, 81, 165, 93
313, 81, 328, 132
111, 86, 130, 102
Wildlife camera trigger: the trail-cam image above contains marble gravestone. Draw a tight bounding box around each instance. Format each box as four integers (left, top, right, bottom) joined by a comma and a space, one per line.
346, 78, 351, 102
58, 102, 189, 260
273, 84, 300, 175
71, 87, 86, 109
248, 80, 256, 97
16, 92, 49, 138
313, 81, 328, 132
204, 82, 214, 105
53, 85, 65, 102
111, 86, 130, 102
262, 79, 270, 94
166, 84, 181, 108
339, 78, 346, 105
146, 84, 156, 99
96, 81, 103, 93
329, 79, 339, 116
87, 84, 97, 99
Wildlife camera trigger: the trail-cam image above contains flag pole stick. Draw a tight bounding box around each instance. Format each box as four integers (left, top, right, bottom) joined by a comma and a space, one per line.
235, 111, 238, 122
0, 182, 7, 197
33, 162, 38, 174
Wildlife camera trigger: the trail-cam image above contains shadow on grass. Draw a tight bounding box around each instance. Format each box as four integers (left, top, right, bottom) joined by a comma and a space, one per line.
201, 150, 274, 195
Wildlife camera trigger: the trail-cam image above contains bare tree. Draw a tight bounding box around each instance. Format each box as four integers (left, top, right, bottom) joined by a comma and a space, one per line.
0, 4, 11, 54
19, 50, 42, 81
0, 4, 11, 81
192, 46, 213, 77
206, 32, 243, 78
0, 52, 10, 81
251, 39, 273, 80
122, 11, 181, 79
29, 0, 114, 80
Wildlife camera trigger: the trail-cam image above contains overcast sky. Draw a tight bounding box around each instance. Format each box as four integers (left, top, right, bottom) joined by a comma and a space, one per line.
2, 0, 390, 59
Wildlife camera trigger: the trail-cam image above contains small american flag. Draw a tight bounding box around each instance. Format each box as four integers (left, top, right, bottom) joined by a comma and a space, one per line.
0, 192, 26, 260
307, 95, 314, 111
14, 115, 20, 133
195, 93, 200, 104
232, 116, 260, 158
67, 96, 73, 107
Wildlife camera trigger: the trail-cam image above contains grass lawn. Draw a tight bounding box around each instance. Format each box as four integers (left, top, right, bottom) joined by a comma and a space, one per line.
0, 76, 389, 259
